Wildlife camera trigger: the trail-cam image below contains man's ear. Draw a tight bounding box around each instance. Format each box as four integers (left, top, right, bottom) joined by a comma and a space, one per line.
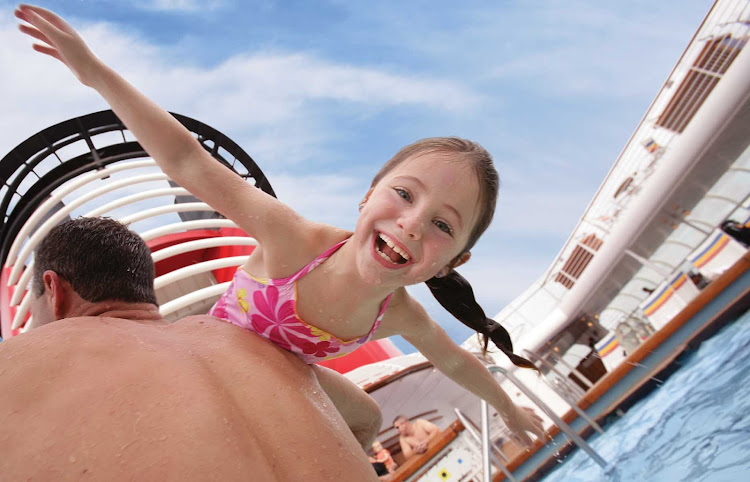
42, 270, 69, 320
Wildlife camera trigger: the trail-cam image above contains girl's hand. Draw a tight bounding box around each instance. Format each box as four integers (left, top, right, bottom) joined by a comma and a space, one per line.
15, 4, 101, 86
503, 405, 545, 448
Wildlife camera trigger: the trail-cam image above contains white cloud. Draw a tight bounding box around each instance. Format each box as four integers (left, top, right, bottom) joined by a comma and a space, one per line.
265, 172, 364, 229
134, 0, 227, 12
494, 186, 590, 238
1, 15, 480, 172
485, 3, 708, 99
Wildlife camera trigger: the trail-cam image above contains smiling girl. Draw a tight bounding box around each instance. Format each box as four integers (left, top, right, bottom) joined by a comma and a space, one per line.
15, 4, 545, 449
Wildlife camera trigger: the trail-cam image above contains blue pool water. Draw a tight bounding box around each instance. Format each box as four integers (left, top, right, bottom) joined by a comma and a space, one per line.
542, 309, 750, 482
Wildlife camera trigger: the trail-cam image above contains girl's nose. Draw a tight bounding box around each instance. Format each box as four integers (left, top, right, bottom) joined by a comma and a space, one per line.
398, 212, 424, 240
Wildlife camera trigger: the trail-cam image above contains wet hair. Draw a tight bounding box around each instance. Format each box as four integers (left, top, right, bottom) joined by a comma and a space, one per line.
373, 138, 534, 370
425, 272, 536, 370
33, 217, 157, 305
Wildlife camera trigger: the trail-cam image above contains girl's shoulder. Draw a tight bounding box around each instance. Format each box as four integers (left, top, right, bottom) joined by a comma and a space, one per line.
250, 222, 351, 278
298, 222, 352, 257
376, 288, 433, 338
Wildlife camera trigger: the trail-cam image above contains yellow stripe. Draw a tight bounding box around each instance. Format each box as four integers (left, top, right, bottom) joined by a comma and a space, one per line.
644, 286, 675, 316
693, 235, 729, 268
598, 338, 619, 357
671, 273, 687, 290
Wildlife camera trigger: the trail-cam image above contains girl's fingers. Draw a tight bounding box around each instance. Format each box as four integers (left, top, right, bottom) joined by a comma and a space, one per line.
22, 8, 59, 39
32, 43, 63, 63
18, 24, 52, 47
19, 4, 70, 31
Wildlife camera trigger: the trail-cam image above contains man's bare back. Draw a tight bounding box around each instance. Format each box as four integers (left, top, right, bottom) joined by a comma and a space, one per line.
0, 315, 376, 481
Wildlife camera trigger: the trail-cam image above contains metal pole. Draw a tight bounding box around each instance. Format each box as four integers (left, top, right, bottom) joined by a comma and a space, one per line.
481, 400, 492, 482
523, 350, 587, 397
522, 350, 604, 434
547, 352, 594, 389
488, 365, 609, 469
539, 377, 605, 435
453, 408, 516, 482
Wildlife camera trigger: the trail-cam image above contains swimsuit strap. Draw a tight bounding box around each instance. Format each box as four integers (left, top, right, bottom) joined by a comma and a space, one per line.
267, 237, 393, 339
268, 238, 349, 286
368, 292, 393, 335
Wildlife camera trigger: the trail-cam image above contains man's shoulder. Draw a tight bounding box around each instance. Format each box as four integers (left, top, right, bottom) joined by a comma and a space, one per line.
415, 418, 439, 432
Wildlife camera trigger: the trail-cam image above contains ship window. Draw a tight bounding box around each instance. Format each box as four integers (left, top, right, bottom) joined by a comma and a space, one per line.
656, 35, 746, 133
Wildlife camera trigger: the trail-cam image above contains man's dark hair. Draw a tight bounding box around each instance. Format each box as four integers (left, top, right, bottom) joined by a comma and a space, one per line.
33, 217, 157, 305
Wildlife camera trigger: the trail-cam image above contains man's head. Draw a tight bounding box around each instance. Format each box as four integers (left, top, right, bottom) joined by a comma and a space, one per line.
393, 415, 411, 436
31, 217, 157, 325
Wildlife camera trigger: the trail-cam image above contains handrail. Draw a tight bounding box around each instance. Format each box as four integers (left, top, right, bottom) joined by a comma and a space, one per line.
522, 349, 587, 398
486, 365, 609, 469
522, 350, 605, 435
547, 351, 595, 389
481, 401, 492, 482
452, 408, 516, 482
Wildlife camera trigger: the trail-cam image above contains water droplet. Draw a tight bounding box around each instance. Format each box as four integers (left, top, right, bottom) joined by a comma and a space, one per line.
69, 454, 77, 464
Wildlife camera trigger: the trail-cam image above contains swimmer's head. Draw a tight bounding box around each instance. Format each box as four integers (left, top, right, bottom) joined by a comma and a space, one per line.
370, 137, 499, 254
32, 217, 157, 321
392, 415, 411, 435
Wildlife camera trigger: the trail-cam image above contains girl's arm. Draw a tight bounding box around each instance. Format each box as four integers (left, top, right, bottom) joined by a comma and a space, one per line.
382, 295, 544, 447
15, 5, 306, 246
311, 364, 382, 450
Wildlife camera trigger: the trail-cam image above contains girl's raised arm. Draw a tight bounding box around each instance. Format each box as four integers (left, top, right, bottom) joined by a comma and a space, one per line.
382, 295, 545, 447
15, 4, 302, 244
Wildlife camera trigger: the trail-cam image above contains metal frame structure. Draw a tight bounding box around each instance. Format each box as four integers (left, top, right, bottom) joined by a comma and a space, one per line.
0, 109, 276, 336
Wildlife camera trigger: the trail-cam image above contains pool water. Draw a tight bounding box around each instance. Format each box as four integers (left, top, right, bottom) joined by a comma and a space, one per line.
542, 309, 750, 482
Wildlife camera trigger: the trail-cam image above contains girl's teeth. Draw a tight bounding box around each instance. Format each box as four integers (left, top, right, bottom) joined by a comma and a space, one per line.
378, 250, 398, 264
378, 233, 411, 260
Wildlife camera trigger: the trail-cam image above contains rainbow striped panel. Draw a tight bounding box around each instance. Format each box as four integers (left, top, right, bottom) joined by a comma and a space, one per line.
597, 335, 619, 357
642, 273, 688, 316
691, 233, 729, 268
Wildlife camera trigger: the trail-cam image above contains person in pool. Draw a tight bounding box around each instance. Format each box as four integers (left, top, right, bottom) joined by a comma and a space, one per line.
0, 217, 378, 481
14, 4, 544, 449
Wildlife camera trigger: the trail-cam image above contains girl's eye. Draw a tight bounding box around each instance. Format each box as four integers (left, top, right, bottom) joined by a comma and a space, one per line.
395, 188, 412, 202
434, 220, 453, 236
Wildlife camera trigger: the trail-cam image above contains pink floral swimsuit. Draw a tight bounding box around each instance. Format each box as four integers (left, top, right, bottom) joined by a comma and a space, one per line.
208, 239, 393, 363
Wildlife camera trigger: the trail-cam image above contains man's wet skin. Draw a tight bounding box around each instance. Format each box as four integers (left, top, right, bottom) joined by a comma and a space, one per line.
0, 316, 377, 481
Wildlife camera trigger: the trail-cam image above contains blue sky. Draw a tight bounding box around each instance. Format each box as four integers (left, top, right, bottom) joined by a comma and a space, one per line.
1, 0, 712, 353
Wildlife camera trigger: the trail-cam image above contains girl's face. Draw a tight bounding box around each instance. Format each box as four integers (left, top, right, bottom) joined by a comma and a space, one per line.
353, 152, 481, 287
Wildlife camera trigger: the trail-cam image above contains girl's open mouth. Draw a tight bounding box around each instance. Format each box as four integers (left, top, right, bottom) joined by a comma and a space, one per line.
375, 232, 410, 265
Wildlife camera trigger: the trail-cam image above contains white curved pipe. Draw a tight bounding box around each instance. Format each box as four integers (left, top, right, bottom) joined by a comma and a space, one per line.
20, 316, 34, 333
140, 219, 239, 241
152, 237, 256, 262
85, 186, 190, 217
8, 172, 169, 285
5, 159, 157, 267
119, 202, 213, 225
10, 260, 35, 306
11, 290, 32, 330
154, 256, 247, 290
